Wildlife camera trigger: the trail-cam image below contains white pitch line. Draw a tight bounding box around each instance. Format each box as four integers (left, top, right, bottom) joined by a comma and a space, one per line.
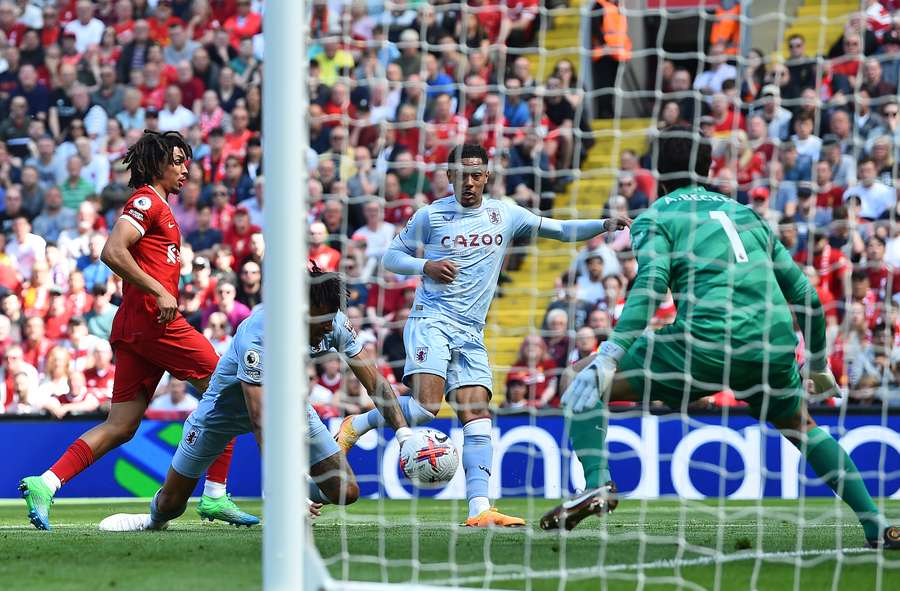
429, 547, 876, 587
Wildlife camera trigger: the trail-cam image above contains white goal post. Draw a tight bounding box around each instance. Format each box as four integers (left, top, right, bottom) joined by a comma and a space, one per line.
262, 0, 310, 589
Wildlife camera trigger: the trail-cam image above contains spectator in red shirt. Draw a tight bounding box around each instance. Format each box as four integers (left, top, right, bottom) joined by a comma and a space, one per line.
175, 60, 205, 108
0, 1, 27, 47
44, 294, 72, 341
191, 256, 219, 309
309, 221, 341, 272
65, 269, 94, 317
149, 0, 184, 46
795, 228, 852, 298
505, 335, 559, 408
814, 159, 844, 210
864, 236, 900, 300
222, 207, 260, 269
322, 81, 357, 130
187, 0, 221, 43
382, 172, 414, 225
40, 4, 62, 47
112, 0, 135, 41
139, 62, 167, 109
22, 316, 53, 373
223, 0, 262, 48
747, 114, 776, 165
711, 92, 745, 135
428, 93, 467, 164
848, 269, 882, 328
830, 34, 863, 80
209, 182, 235, 230
316, 357, 343, 394
499, 0, 539, 47
83, 339, 115, 409
1, 345, 39, 411
223, 106, 253, 161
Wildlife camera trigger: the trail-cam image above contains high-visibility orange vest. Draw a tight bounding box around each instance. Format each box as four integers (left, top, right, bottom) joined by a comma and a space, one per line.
709, 5, 740, 55
592, 0, 632, 62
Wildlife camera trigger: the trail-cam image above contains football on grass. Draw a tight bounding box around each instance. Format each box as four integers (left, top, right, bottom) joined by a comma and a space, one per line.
399, 428, 459, 488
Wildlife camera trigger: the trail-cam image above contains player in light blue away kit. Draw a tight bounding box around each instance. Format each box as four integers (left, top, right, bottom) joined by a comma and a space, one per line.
335, 144, 629, 526
98, 269, 411, 531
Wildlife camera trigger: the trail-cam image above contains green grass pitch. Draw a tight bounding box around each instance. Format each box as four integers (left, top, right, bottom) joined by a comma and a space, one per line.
2, 498, 899, 590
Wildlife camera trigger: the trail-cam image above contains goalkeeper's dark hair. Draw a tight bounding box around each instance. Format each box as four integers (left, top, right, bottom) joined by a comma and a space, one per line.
653, 124, 712, 194
449, 144, 489, 166
309, 261, 348, 313
123, 130, 193, 188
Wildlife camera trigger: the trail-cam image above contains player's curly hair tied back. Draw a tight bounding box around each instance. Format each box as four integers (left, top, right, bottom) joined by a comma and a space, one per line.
309, 260, 349, 313
123, 130, 193, 189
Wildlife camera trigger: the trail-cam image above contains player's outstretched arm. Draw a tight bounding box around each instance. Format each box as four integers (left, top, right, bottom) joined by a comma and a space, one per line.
101, 220, 177, 323
770, 240, 838, 397
562, 220, 671, 413
345, 347, 412, 444
240, 381, 264, 447
536, 217, 631, 242
772, 240, 827, 366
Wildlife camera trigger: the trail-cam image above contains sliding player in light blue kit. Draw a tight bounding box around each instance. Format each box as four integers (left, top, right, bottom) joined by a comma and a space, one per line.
99, 269, 411, 531
336, 144, 629, 526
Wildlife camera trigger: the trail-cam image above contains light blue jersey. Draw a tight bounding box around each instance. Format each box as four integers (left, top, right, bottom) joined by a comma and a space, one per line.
392, 196, 542, 327
171, 305, 346, 478
311, 310, 363, 359
189, 305, 266, 434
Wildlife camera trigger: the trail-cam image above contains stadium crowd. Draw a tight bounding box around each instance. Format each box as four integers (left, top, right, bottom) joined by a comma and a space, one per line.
513, 3, 900, 411
0, 0, 897, 419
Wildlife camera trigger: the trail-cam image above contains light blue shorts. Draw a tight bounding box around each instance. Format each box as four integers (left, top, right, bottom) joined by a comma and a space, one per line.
402, 316, 493, 398
171, 403, 340, 479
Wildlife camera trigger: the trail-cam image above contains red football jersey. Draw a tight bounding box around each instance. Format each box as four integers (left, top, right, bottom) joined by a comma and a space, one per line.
110, 186, 183, 343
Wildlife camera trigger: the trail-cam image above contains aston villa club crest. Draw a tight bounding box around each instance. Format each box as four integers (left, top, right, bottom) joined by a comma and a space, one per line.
185, 428, 199, 446
486, 208, 501, 225
415, 347, 428, 364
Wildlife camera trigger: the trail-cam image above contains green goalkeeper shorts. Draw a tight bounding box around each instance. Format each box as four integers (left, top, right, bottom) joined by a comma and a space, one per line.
617, 331, 803, 422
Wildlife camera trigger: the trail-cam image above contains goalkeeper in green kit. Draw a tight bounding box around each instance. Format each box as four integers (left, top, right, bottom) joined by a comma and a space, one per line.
540, 125, 900, 549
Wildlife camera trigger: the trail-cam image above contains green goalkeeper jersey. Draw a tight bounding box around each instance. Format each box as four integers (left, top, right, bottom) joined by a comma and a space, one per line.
610, 186, 826, 367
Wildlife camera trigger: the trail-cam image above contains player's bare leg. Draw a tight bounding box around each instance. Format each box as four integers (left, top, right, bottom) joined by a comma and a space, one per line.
448, 384, 524, 528
79, 398, 149, 456
770, 404, 900, 549
336, 372, 442, 453
309, 451, 360, 506
541, 372, 633, 531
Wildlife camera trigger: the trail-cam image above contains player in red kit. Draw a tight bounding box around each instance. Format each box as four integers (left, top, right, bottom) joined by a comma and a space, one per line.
19, 131, 258, 530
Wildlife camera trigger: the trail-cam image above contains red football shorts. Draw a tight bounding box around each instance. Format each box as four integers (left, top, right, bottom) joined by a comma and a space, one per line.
111, 316, 219, 404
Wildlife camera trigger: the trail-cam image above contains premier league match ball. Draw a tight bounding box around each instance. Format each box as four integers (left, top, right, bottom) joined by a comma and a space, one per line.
399, 428, 459, 489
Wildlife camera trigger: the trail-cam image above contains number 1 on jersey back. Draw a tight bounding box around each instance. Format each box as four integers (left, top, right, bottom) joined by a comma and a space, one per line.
709, 211, 749, 263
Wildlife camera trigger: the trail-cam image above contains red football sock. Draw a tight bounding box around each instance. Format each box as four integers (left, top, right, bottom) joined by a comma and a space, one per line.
49, 439, 95, 485
206, 438, 235, 485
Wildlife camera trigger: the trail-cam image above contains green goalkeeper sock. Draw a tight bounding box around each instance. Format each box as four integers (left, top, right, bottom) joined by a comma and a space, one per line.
796, 427, 886, 541
568, 401, 610, 489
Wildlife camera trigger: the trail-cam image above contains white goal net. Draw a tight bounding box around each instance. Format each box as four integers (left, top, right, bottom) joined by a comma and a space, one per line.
285, 0, 900, 589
